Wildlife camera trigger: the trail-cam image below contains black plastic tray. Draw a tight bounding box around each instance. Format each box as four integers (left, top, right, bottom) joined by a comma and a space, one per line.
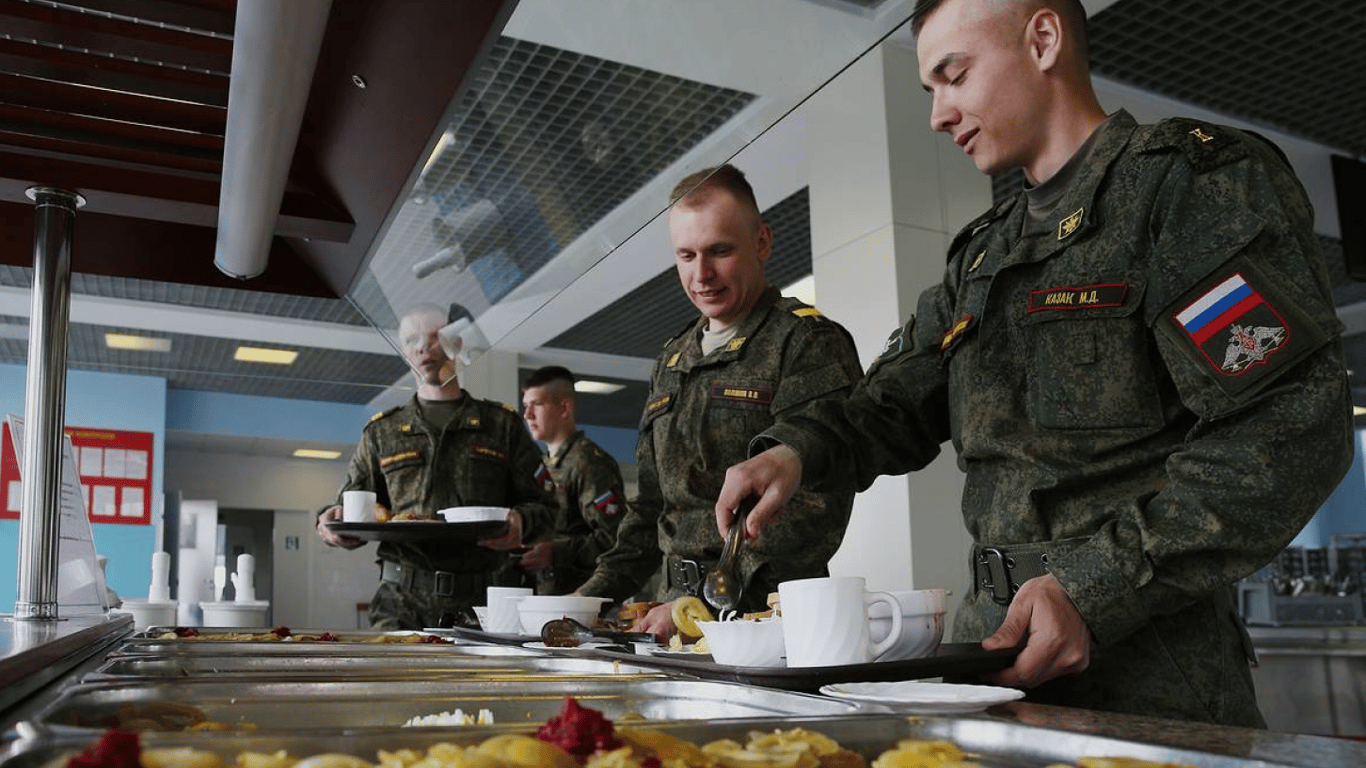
585, 642, 1019, 693
323, 520, 508, 543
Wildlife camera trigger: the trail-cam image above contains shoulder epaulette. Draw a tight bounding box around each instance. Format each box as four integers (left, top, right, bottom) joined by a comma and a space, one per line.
790, 305, 824, 321
496, 400, 518, 414
368, 405, 402, 424
1134, 118, 1249, 174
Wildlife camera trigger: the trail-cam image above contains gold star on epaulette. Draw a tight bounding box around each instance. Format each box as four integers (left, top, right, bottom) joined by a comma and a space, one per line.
498, 401, 517, 413
792, 307, 823, 319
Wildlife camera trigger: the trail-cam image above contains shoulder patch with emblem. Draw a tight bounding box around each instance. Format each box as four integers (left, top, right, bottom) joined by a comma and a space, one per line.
534, 463, 554, 492
592, 490, 622, 517
1137, 118, 1248, 174
1168, 269, 1325, 397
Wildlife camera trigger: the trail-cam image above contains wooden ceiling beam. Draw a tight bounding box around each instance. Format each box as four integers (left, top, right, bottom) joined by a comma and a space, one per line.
0, 0, 232, 74
0, 71, 225, 136
0, 39, 228, 106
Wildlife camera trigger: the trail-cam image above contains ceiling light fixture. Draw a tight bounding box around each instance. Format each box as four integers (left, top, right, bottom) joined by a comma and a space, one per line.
1355, 406, 1366, 417
575, 380, 626, 395
234, 345, 299, 364
293, 448, 341, 460
105, 333, 171, 352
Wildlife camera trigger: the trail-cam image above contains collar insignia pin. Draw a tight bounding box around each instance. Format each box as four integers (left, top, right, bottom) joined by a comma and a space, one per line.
1190, 127, 1214, 143
969, 251, 986, 272
1058, 207, 1083, 240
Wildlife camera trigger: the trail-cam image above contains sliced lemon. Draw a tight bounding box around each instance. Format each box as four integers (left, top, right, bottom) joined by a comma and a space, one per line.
670, 596, 713, 638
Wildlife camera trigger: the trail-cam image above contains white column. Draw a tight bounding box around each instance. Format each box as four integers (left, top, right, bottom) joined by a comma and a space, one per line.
804, 42, 989, 622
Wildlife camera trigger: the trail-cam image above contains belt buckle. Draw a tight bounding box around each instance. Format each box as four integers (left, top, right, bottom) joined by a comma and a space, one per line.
433, 570, 456, 598
678, 559, 703, 596
977, 547, 1013, 605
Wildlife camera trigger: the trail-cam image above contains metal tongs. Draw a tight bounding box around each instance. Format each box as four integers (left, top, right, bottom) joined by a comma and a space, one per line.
702, 496, 755, 619
539, 617, 655, 648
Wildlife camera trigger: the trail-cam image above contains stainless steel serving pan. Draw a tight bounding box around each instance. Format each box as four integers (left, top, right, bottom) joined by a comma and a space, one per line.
4, 712, 1337, 768
37, 678, 871, 731
86, 652, 661, 680
105, 635, 528, 658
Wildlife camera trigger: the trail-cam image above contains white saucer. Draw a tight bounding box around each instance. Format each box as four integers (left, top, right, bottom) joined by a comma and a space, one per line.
438, 506, 510, 523
818, 681, 1024, 714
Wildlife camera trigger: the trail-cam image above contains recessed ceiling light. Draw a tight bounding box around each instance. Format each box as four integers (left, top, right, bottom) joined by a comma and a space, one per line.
575, 380, 626, 395
1355, 406, 1366, 417
235, 345, 298, 364
105, 333, 171, 352
293, 448, 341, 460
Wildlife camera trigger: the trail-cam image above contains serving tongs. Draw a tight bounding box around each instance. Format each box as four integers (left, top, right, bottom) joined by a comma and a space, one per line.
703, 496, 756, 620
540, 617, 656, 648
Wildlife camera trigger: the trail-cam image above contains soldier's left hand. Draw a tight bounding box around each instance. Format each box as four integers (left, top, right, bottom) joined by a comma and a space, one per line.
630, 602, 678, 642
478, 510, 524, 551
518, 542, 554, 573
980, 573, 1091, 688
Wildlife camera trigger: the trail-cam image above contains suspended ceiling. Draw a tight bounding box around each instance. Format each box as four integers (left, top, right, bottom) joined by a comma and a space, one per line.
0, 0, 1364, 439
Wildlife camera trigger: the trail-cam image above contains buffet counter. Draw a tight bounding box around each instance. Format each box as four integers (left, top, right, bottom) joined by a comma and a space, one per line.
1248, 624, 1366, 738
2, 618, 1365, 768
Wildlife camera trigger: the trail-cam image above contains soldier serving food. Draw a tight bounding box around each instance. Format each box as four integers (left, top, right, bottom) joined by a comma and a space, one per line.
575, 164, 864, 640
316, 303, 556, 630
716, 0, 1353, 726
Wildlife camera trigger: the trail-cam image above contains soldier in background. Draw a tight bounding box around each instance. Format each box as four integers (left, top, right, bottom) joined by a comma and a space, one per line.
716, 0, 1352, 725
316, 303, 556, 630
518, 365, 628, 594
576, 164, 864, 638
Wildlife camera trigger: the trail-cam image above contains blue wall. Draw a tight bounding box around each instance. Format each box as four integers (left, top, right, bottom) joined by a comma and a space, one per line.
166, 389, 367, 444
1291, 430, 1366, 548
1, 364, 166, 612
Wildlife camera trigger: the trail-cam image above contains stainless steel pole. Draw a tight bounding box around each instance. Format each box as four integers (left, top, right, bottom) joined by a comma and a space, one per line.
14, 186, 84, 622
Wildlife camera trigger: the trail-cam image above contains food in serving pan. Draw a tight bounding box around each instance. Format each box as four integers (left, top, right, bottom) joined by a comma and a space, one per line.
153, 627, 450, 644
48, 698, 1203, 768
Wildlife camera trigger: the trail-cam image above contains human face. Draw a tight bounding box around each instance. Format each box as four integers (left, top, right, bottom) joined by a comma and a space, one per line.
669, 191, 771, 328
522, 385, 569, 443
917, 0, 1045, 176
398, 310, 455, 386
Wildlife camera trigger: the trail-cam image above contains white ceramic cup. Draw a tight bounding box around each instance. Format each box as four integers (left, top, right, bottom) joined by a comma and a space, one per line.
342, 490, 377, 522
779, 576, 902, 667
486, 586, 533, 634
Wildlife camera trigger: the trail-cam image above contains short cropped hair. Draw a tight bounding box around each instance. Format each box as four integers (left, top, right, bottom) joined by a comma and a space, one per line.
911, 0, 1088, 58
668, 164, 761, 220
523, 365, 576, 395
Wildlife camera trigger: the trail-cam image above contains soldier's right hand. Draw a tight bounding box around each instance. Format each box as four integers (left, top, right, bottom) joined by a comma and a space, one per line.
716, 445, 801, 541
317, 505, 364, 549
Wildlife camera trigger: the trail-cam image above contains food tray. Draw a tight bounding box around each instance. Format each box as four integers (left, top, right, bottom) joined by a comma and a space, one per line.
322, 520, 507, 543
36, 678, 871, 732
87, 653, 662, 680
585, 642, 1020, 692
3, 712, 1337, 768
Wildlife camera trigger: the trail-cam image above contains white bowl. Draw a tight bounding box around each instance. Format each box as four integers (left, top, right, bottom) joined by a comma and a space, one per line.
439, 506, 510, 524
199, 600, 270, 628
119, 598, 177, 631
868, 588, 947, 661
515, 595, 611, 635
697, 618, 785, 667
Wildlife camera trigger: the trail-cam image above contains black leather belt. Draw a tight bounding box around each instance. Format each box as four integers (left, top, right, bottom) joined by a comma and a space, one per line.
380, 560, 475, 599
667, 557, 712, 596
971, 542, 1057, 605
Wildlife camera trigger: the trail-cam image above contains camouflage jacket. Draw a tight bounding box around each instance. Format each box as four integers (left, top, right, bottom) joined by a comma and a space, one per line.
765, 111, 1354, 723
580, 286, 864, 609
338, 394, 556, 573
540, 430, 627, 592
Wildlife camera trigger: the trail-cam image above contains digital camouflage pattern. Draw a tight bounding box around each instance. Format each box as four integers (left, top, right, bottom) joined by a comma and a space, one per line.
579, 286, 864, 612
337, 394, 557, 629
539, 429, 627, 594
764, 112, 1353, 725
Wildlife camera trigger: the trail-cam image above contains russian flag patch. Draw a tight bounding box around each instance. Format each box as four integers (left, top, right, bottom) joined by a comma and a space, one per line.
1174, 272, 1289, 375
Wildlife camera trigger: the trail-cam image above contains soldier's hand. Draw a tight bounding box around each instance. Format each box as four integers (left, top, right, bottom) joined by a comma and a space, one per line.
316, 506, 364, 549
981, 574, 1092, 688
630, 602, 678, 642
478, 510, 524, 550
518, 542, 554, 573
716, 445, 801, 540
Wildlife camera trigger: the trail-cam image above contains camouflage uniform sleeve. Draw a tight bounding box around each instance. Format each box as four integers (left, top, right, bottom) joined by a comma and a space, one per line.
759, 282, 956, 490
1049, 127, 1354, 646
501, 410, 558, 542
328, 422, 389, 513
578, 404, 666, 600
553, 447, 628, 574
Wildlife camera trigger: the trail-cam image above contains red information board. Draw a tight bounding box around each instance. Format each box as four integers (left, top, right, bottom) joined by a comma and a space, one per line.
1, 421, 154, 525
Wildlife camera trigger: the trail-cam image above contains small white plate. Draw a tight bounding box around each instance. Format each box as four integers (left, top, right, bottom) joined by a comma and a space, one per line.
818, 681, 1024, 714
438, 506, 510, 523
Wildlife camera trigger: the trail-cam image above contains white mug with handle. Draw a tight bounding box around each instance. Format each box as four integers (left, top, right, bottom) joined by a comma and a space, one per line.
779, 576, 902, 667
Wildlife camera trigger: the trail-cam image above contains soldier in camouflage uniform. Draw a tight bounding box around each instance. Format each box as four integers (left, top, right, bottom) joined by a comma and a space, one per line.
317, 304, 556, 630
519, 365, 628, 595
577, 165, 864, 638
717, 0, 1352, 726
